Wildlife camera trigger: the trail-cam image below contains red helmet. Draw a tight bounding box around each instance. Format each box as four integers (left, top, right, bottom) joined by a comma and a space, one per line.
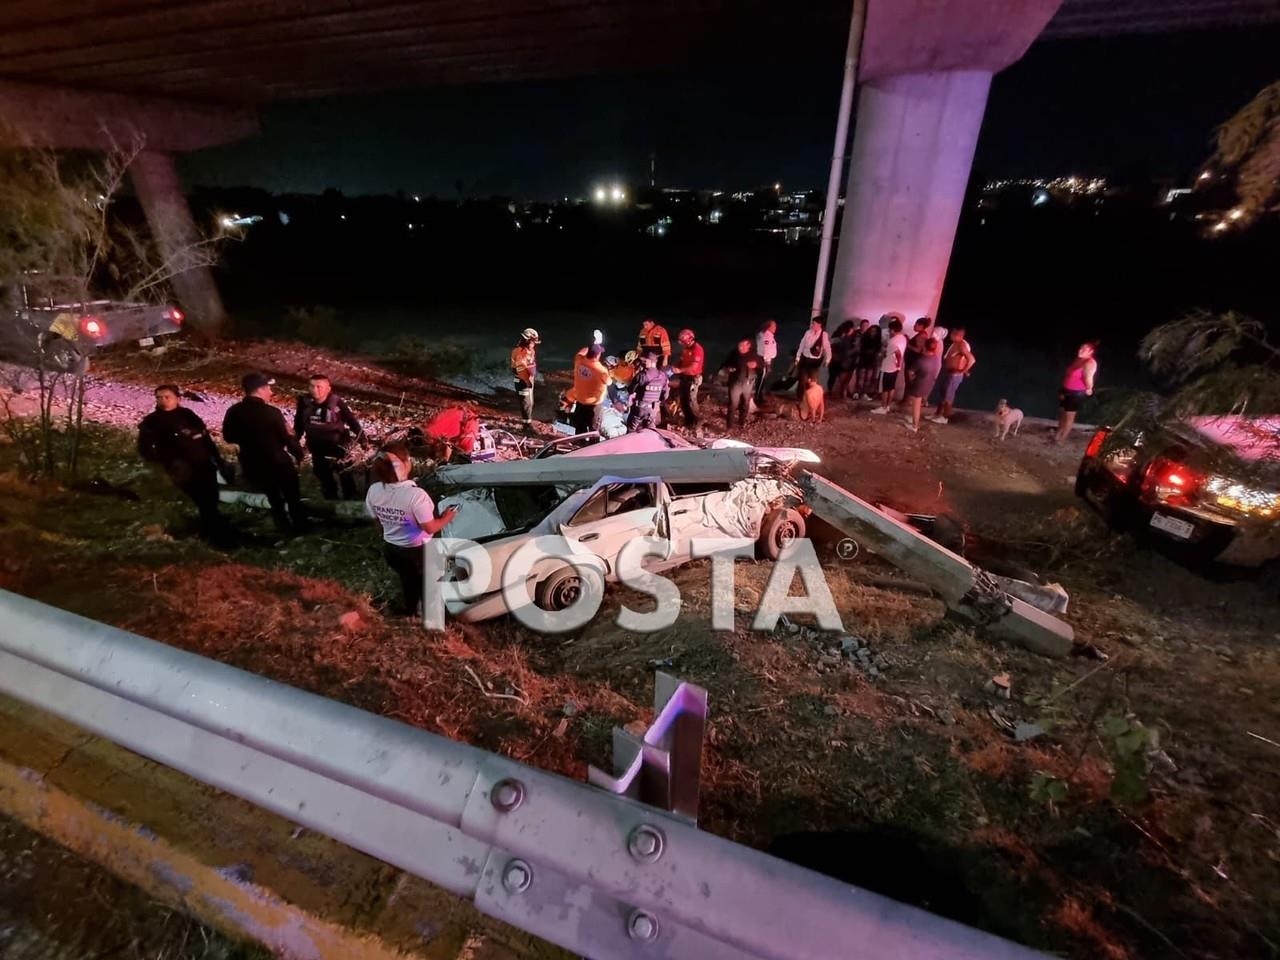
678, 328, 695, 343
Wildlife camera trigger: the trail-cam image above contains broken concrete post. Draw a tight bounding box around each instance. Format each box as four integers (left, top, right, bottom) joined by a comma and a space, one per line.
798, 471, 1074, 658
219, 489, 367, 520
434, 447, 758, 488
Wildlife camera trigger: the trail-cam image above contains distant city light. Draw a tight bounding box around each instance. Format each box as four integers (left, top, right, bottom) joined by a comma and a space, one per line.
593, 183, 627, 205
1032, 189, 1051, 206
1198, 170, 1212, 182
984, 176, 1107, 196
339, 214, 347, 221
1212, 220, 1229, 232
1228, 207, 1245, 221
774, 182, 781, 191
413, 194, 421, 202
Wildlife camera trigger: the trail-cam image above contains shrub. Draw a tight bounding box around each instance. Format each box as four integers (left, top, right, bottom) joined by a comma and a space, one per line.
383, 336, 473, 381
285, 305, 352, 350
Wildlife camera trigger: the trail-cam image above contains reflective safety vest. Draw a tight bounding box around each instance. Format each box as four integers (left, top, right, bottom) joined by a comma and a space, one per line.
634, 367, 669, 405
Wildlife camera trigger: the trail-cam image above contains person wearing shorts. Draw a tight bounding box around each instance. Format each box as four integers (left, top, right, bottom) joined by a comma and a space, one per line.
872, 318, 906, 414
1055, 341, 1098, 444
929, 327, 975, 424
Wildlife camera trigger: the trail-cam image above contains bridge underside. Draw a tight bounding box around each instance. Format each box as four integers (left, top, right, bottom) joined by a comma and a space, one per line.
0, 0, 1275, 104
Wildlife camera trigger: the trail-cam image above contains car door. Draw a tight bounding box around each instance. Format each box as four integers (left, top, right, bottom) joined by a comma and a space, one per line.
559, 479, 661, 574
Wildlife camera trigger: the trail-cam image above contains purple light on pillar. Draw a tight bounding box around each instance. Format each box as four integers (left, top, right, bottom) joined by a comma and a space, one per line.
828, 70, 992, 325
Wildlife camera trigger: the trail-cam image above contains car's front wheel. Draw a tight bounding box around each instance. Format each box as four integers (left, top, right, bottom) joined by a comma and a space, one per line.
758, 508, 806, 561
535, 564, 603, 612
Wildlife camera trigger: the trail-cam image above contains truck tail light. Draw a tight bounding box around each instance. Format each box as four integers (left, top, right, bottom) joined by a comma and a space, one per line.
80, 316, 106, 338
1142, 456, 1202, 507
166, 307, 184, 325
1084, 427, 1110, 459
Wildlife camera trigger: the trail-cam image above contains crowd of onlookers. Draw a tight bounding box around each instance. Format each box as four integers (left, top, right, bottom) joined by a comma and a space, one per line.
519, 314, 979, 437
525, 314, 1096, 443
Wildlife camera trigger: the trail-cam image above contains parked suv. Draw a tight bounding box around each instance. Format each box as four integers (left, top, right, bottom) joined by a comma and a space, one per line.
1075, 416, 1280, 566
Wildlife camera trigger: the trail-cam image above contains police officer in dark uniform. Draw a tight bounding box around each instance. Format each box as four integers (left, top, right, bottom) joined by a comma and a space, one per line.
626, 354, 670, 432
294, 374, 364, 500
138, 384, 234, 545
222, 372, 309, 534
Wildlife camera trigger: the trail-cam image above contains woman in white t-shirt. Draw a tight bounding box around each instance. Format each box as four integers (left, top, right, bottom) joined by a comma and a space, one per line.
365, 443, 458, 616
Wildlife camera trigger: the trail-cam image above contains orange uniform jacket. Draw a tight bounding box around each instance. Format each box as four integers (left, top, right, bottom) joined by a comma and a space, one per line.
570, 358, 611, 405
510, 344, 537, 385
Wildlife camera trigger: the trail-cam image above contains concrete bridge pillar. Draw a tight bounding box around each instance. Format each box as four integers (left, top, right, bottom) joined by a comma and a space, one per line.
825, 0, 1063, 325
828, 70, 992, 323
130, 150, 228, 337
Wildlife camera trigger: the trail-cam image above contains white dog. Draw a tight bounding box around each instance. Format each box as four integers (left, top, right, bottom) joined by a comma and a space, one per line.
994, 399, 1024, 440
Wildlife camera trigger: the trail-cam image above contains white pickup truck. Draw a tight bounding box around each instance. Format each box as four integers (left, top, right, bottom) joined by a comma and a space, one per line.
2, 277, 185, 370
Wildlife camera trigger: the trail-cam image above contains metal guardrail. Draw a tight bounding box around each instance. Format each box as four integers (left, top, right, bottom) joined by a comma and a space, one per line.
0, 589, 1046, 960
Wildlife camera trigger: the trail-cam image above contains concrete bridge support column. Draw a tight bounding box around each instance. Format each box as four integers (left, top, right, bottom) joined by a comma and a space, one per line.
129, 150, 228, 337
827, 69, 992, 324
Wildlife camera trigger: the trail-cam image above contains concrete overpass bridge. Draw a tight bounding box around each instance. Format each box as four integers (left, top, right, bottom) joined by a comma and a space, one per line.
0, 0, 1275, 332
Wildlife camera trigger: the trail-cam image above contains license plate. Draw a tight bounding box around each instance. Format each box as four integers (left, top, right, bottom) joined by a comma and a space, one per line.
1150, 513, 1194, 539
137, 336, 155, 347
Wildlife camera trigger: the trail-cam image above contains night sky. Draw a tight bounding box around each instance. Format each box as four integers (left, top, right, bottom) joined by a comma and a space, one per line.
181, 25, 1280, 199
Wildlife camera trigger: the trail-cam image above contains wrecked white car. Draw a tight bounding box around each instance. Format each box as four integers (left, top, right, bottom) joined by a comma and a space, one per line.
431, 432, 815, 623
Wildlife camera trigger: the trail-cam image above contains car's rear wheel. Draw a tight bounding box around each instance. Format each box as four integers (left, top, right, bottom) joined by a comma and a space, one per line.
535, 565, 602, 612
758, 508, 806, 561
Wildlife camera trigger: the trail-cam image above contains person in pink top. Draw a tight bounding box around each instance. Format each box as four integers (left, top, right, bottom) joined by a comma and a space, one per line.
1054, 341, 1098, 444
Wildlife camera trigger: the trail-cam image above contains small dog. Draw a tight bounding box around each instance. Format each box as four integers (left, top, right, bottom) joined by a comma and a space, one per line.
799, 380, 826, 423
994, 399, 1024, 440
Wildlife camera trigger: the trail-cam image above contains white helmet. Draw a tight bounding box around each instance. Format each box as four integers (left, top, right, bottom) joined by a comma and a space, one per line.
521, 327, 540, 343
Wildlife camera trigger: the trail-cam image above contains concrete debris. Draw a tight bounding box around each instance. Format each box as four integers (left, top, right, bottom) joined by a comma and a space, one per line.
1014, 721, 1046, 742
992, 575, 1070, 614
800, 472, 1074, 658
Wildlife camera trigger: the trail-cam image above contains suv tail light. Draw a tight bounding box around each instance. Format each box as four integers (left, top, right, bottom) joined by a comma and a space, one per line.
1084, 427, 1110, 459
1141, 456, 1202, 507
79, 316, 106, 338
165, 307, 184, 325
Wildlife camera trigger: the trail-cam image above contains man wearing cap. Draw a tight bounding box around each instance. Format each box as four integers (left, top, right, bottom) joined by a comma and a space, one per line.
636, 319, 671, 368
138, 383, 236, 546
569, 344, 611, 437
510, 328, 540, 429
294, 374, 363, 501
223, 373, 309, 534
672, 328, 705, 431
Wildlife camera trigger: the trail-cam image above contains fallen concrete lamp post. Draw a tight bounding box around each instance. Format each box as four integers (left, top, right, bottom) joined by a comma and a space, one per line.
434, 447, 767, 488
219, 489, 368, 520
799, 472, 1074, 658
